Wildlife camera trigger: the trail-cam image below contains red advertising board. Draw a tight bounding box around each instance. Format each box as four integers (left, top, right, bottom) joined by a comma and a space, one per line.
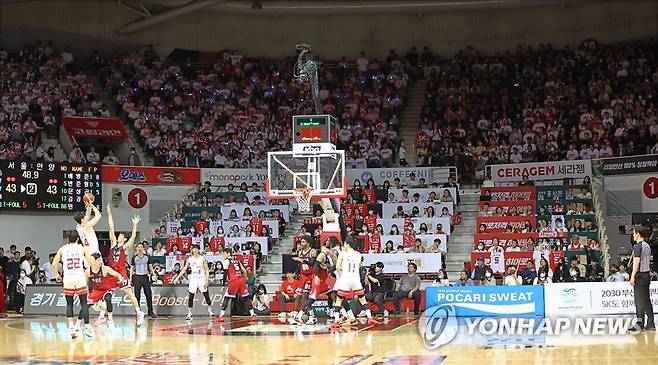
479, 186, 536, 201
471, 251, 534, 272
473, 233, 539, 250
478, 200, 536, 216
476, 216, 536, 233
62, 116, 128, 140
102, 165, 200, 185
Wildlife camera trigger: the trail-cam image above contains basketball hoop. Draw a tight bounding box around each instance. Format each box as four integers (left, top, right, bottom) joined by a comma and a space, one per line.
293, 187, 315, 213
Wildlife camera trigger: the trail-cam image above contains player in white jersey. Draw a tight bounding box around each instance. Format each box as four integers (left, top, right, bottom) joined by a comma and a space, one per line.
331, 237, 379, 327
51, 230, 97, 339
74, 202, 102, 254
173, 244, 214, 320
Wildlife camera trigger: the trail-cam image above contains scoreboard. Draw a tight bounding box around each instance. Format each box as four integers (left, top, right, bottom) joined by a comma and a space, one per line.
0, 160, 102, 211
292, 115, 337, 144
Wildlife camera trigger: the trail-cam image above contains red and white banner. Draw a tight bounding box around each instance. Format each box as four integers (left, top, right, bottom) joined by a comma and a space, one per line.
470, 251, 534, 273
478, 201, 536, 217
62, 116, 128, 140
102, 165, 200, 185
480, 186, 536, 201
490, 160, 592, 182
476, 216, 536, 233
473, 233, 539, 250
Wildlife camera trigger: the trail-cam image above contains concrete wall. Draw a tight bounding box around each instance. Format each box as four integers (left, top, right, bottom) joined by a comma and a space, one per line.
1, 0, 656, 59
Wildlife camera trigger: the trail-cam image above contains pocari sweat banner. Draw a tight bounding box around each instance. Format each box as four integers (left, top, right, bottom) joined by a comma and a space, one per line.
425, 286, 544, 317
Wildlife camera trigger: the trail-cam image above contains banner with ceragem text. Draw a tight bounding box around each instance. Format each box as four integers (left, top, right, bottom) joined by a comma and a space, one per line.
102, 165, 200, 185
490, 160, 592, 182
592, 154, 658, 176
24, 285, 227, 316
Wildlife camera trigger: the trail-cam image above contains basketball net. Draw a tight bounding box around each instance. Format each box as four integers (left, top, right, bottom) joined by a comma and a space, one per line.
293, 187, 315, 213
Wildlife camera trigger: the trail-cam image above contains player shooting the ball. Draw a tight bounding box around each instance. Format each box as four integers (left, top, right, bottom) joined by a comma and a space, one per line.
74, 193, 102, 255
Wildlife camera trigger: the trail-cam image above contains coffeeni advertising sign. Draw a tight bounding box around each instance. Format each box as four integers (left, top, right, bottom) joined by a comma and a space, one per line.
24, 285, 227, 316
592, 154, 658, 176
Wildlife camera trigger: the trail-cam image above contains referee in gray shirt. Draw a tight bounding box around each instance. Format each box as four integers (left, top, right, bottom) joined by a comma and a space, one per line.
132, 242, 156, 318
630, 226, 654, 331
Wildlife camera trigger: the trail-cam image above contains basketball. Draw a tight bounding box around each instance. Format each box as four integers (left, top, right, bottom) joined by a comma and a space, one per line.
83, 192, 95, 205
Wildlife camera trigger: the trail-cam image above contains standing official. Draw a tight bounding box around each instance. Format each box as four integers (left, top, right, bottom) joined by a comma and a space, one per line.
630, 226, 655, 331
131, 242, 156, 318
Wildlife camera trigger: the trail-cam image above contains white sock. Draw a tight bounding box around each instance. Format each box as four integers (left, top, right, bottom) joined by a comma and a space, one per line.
208, 306, 214, 314
98, 311, 105, 319
219, 309, 225, 317
250, 309, 255, 316
347, 310, 355, 320
107, 312, 113, 321
188, 309, 193, 316
67, 318, 75, 330
365, 309, 372, 319
74, 319, 82, 331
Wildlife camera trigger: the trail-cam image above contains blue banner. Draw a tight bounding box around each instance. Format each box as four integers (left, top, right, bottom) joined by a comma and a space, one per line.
425, 286, 545, 317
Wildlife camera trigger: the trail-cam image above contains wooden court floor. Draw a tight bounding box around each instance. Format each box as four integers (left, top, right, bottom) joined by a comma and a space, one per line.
0, 316, 657, 364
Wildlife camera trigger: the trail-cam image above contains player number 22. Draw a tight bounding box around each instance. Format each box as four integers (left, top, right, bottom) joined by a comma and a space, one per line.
66, 257, 81, 270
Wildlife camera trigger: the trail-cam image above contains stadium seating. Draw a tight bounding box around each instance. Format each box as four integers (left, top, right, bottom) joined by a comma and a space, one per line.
415, 39, 658, 180
100, 50, 411, 168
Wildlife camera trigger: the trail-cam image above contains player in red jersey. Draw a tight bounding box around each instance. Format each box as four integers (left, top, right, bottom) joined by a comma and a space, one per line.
293, 245, 332, 325
216, 249, 256, 323
292, 236, 314, 318
106, 204, 145, 325
87, 252, 124, 330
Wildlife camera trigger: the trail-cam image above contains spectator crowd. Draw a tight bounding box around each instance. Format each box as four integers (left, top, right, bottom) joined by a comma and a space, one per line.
414, 39, 658, 180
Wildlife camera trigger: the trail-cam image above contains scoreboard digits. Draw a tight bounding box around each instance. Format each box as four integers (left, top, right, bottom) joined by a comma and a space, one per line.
0, 160, 102, 211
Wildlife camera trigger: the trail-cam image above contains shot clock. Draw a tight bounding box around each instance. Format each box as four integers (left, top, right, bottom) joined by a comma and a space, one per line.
0, 160, 102, 211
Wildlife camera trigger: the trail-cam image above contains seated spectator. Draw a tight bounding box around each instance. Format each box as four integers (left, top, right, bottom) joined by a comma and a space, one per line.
606, 264, 625, 282
585, 259, 604, 282
393, 263, 421, 315
278, 272, 298, 317
455, 270, 474, 286
520, 260, 537, 285
362, 262, 387, 317
533, 269, 552, 285
518, 175, 535, 186
503, 266, 522, 286
471, 258, 487, 281
569, 256, 587, 278
481, 268, 497, 286
432, 269, 450, 286
252, 284, 271, 316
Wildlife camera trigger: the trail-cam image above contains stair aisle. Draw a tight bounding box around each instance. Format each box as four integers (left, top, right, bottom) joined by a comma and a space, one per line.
445, 192, 479, 281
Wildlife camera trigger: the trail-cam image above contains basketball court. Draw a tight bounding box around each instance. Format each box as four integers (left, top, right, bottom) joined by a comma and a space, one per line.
1, 315, 657, 364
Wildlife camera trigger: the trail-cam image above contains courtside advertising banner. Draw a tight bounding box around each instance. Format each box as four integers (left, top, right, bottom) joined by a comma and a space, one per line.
362, 253, 442, 274
102, 165, 200, 185
490, 159, 592, 182
24, 285, 227, 316
592, 154, 658, 176
62, 116, 128, 140
347, 167, 453, 186
425, 285, 545, 317
544, 282, 658, 316
200, 168, 268, 187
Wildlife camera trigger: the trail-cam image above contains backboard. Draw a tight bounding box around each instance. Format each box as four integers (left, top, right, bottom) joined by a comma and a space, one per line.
266, 150, 346, 200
